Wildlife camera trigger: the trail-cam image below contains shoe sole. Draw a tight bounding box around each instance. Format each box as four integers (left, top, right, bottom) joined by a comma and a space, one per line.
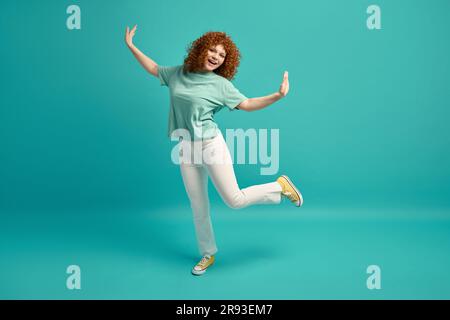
191, 262, 214, 276
281, 175, 303, 207
191, 269, 206, 276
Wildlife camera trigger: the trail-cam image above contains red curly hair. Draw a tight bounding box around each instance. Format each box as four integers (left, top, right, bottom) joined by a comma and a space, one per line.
183, 31, 241, 80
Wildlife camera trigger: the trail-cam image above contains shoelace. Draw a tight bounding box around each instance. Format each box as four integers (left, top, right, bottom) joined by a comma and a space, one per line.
198, 256, 210, 268
283, 191, 297, 203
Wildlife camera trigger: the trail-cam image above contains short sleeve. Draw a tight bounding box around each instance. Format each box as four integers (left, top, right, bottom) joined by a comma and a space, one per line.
222, 79, 248, 110
157, 65, 180, 87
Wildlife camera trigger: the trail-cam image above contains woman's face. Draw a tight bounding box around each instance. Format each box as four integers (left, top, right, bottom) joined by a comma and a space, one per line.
203, 44, 226, 72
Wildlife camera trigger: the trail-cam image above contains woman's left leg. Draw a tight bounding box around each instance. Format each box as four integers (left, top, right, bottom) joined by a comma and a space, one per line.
203, 132, 282, 209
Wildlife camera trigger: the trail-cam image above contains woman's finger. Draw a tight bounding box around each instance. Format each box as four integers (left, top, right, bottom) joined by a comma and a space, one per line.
279, 71, 289, 96
280, 72, 287, 86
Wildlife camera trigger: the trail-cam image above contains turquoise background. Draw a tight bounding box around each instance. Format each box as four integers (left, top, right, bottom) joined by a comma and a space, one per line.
1, 0, 449, 299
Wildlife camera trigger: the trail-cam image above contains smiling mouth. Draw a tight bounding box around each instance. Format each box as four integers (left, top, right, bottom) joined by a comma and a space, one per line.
208, 58, 218, 66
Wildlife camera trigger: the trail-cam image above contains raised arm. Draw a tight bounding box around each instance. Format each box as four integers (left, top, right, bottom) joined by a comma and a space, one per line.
125, 25, 158, 77
237, 71, 290, 112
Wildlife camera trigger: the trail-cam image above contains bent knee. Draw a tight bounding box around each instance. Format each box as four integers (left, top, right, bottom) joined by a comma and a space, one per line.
224, 193, 247, 210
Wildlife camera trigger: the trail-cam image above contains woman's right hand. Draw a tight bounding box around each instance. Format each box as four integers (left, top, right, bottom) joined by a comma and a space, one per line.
125, 25, 137, 48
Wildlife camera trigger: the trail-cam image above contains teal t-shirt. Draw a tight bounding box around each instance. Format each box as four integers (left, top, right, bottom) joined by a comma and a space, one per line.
158, 65, 248, 140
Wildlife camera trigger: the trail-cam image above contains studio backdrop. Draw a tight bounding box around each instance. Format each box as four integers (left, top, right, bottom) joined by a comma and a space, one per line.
1, 0, 449, 299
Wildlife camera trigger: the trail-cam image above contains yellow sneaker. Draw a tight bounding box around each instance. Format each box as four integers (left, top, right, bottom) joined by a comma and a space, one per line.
191, 255, 215, 276
276, 175, 304, 207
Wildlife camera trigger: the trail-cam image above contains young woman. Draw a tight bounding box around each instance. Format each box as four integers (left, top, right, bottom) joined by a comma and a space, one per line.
125, 26, 304, 276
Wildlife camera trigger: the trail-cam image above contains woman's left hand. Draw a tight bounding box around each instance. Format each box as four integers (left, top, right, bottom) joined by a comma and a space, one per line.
278, 71, 290, 98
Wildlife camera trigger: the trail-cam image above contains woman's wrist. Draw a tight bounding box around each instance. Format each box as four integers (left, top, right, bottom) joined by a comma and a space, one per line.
274, 92, 283, 100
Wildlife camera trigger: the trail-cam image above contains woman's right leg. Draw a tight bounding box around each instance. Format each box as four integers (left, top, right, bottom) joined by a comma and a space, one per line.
180, 162, 218, 256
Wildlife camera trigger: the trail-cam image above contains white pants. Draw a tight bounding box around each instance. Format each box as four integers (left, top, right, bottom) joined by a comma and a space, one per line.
179, 131, 282, 256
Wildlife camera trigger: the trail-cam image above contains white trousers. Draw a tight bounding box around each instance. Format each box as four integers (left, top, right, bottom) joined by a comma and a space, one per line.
179, 131, 282, 256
